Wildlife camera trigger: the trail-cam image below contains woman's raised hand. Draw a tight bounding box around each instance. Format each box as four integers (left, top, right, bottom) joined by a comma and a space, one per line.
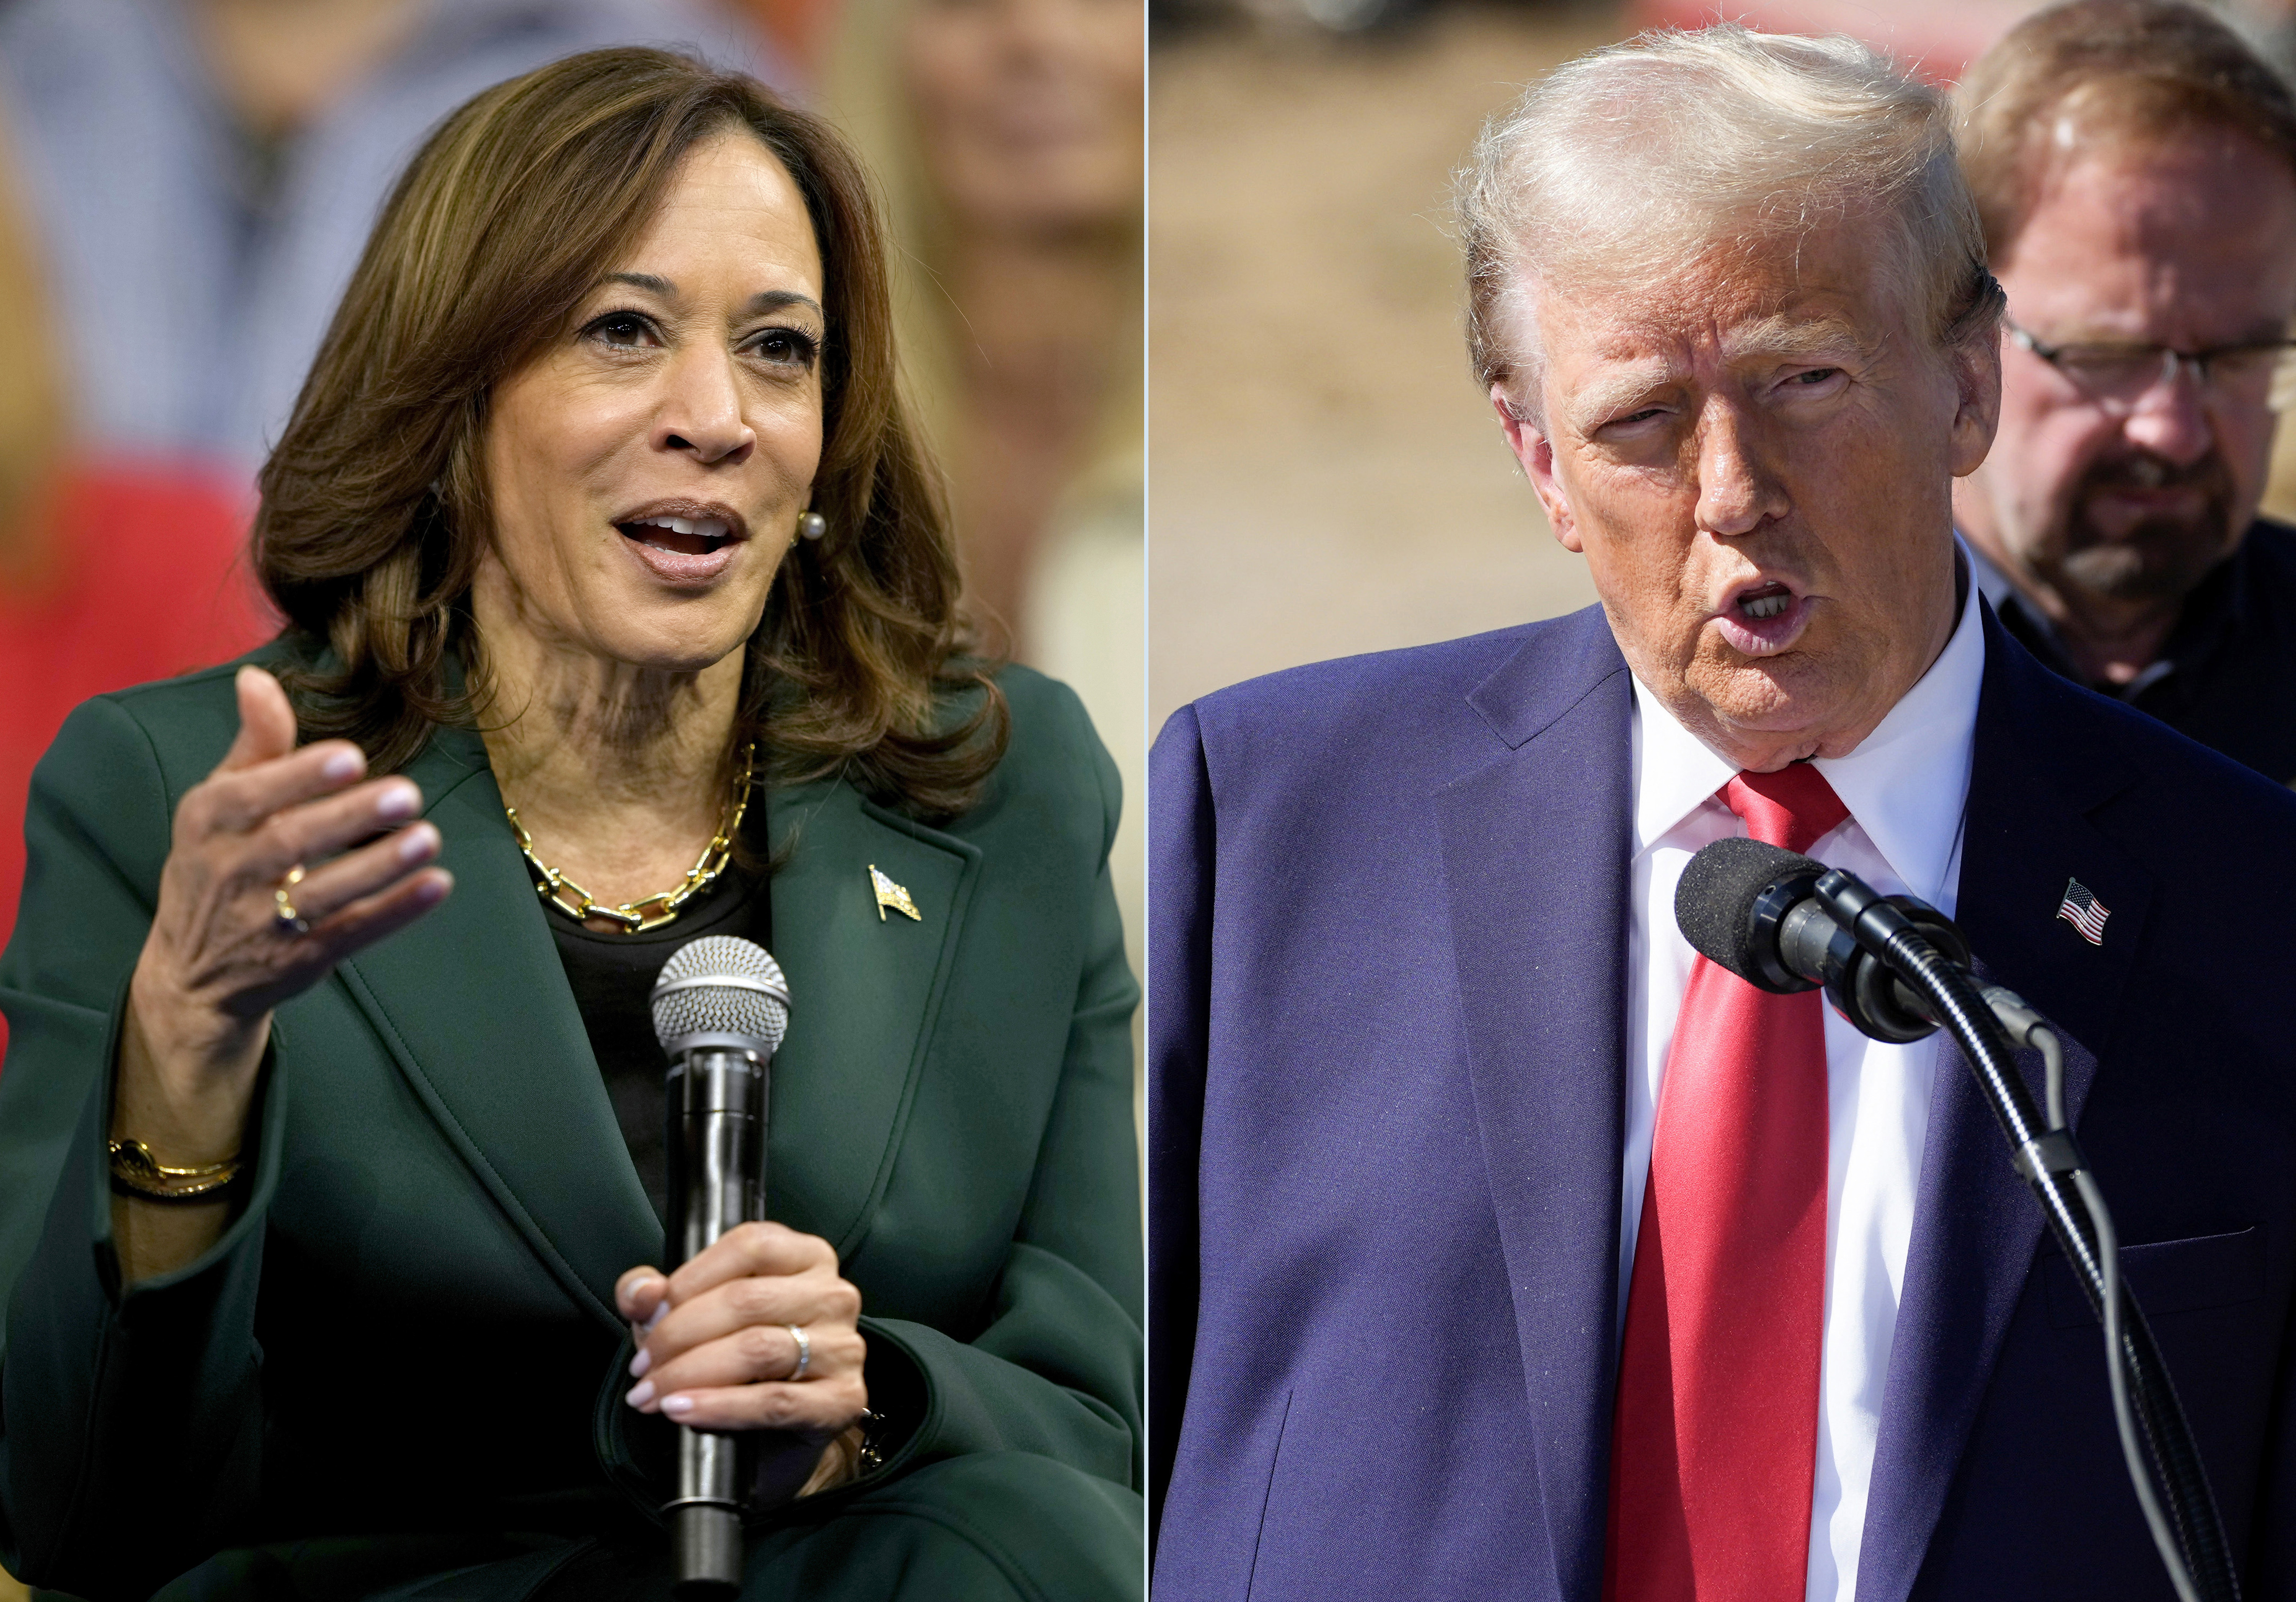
616, 1222, 870, 1506
117, 666, 452, 1183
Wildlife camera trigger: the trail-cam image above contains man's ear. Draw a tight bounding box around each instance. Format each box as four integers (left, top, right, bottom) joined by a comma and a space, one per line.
1947, 325, 2003, 479
1492, 384, 1583, 552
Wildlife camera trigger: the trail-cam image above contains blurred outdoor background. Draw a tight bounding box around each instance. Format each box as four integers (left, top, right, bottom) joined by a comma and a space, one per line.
1147, 0, 2296, 734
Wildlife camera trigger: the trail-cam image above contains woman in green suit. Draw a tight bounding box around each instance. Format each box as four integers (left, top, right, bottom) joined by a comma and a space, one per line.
0, 48, 1139, 1602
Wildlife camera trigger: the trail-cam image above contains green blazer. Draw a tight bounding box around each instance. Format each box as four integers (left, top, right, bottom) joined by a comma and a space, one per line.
0, 651, 1141, 1600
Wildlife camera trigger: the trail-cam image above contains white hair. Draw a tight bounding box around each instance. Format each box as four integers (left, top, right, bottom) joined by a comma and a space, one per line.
1458, 26, 2000, 416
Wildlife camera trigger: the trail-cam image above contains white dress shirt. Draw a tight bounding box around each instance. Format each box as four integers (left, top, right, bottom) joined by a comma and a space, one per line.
1620, 570, 1985, 1602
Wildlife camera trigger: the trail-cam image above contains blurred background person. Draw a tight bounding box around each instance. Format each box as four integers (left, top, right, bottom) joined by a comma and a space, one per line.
0, 0, 782, 482
1953, 0, 2296, 783
0, 111, 270, 1048
729, 0, 853, 77
828, 0, 1145, 1049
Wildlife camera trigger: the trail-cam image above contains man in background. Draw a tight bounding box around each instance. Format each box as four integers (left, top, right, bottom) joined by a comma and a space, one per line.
1954, 0, 2296, 783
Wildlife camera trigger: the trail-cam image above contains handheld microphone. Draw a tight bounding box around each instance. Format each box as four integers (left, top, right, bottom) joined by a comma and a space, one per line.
649, 935, 791, 1598
1672, 836, 2238, 1602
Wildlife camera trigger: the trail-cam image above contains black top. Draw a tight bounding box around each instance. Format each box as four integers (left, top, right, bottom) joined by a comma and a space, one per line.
540, 856, 774, 1230
1974, 517, 2296, 786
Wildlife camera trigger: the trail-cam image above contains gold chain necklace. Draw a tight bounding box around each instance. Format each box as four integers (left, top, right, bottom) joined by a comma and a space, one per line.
507, 744, 754, 935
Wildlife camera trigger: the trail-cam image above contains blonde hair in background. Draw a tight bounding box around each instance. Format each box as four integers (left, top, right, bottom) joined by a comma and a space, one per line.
820, 0, 1143, 546
0, 106, 65, 558
1457, 25, 2001, 420
824, 0, 1144, 1146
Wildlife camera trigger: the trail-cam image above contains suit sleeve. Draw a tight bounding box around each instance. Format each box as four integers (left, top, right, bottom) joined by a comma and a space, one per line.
1145, 703, 1213, 1547
0, 694, 289, 1598
860, 685, 1145, 1493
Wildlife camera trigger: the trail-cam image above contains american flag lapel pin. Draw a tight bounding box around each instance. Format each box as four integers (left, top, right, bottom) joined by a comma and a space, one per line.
869, 864, 922, 923
2056, 878, 2110, 945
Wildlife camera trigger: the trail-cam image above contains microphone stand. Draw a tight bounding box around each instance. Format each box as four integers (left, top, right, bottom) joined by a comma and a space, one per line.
1813, 871, 2239, 1602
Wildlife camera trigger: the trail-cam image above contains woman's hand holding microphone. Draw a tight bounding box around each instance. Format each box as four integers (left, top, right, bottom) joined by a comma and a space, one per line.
616, 1221, 871, 1507
113, 665, 451, 1279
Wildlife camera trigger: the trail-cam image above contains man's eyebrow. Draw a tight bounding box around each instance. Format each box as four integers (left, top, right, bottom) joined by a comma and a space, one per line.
1565, 366, 1678, 429
1561, 315, 1880, 428
1720, 313, 1873, 362
2042, 319, 2294, 348
593, 277, 825, 323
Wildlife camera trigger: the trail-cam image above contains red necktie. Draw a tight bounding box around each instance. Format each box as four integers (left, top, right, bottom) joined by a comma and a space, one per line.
1604, 763, 1849, 1602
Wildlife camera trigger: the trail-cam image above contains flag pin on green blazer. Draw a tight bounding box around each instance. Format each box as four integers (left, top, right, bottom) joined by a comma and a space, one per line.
869, 864, 921, 923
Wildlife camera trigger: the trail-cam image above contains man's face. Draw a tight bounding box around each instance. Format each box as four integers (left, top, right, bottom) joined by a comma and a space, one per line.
1960, 132, 2296, 610
1495, 219, 1998, 770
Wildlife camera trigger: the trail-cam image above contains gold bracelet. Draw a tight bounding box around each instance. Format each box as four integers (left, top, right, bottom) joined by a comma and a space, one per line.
108, 1138, 242, 1202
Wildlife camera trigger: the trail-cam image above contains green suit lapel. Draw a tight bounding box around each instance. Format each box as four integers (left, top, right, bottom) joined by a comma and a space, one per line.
333, 729, 980, 1330
763, 779, 982, 1257
335, 724, 656, 1334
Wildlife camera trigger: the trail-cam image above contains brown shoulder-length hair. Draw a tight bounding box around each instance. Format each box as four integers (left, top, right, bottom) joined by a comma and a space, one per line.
254, 47, 1005, 820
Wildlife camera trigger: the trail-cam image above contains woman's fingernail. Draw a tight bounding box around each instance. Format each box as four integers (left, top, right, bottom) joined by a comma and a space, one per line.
323, 748, 362, 782
644, 1302, 669, 1333
661, 1394, 694, 1418
397, 824, 438, 863
376, 783, 419, 821
626, 1380, 655, 1409
629, 1347, 652, 1379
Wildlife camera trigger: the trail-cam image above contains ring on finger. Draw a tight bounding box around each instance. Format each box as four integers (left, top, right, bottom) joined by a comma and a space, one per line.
274, 865, 310, 935
786, 1323, 810, 1381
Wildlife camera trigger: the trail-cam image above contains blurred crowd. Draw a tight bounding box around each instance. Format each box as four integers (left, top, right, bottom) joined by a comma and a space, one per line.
0, 0, 1145, 1044
1158, 0, 2296, 78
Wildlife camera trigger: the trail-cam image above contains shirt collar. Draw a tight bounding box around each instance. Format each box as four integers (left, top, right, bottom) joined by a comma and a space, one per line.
1629, 559, 1985, 907
1958, 527, 2274, 705
1963, 538, 2084, 686
1629, 662, 1740, 858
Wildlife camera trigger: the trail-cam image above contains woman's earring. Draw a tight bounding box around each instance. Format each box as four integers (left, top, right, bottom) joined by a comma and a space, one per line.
797, 511, 827, 542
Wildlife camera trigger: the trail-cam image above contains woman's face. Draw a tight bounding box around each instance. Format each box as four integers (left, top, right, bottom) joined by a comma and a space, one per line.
478, 131, 826, 675
901, 0, 1143, 238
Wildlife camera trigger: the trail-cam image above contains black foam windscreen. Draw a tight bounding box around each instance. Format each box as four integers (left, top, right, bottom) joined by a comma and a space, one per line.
1674, 836, 1817, 982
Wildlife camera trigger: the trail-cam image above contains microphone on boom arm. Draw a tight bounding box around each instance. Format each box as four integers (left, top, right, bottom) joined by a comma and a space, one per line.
649, 935, 792, 1599
1673, 837, 2237, 1602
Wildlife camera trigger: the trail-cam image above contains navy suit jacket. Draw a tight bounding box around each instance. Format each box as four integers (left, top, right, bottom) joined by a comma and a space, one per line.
1149, 603, 2296, 1600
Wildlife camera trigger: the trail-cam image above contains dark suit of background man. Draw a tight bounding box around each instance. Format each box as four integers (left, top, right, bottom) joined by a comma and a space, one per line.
1150, 21, 2296, 1602
1953, 0, 2296, 786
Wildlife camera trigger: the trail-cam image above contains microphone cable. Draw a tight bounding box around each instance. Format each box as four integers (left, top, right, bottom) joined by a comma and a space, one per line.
1986, 989, 2202, 1602
1672, 840, 2241, 1601
1837, 888, 2237, 1602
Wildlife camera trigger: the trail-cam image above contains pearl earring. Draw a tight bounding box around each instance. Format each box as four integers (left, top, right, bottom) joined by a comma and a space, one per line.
797, 511, 827, 542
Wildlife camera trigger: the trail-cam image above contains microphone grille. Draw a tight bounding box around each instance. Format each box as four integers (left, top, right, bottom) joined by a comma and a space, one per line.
650, 935, 790, 1057
1675, 835, 1817, 983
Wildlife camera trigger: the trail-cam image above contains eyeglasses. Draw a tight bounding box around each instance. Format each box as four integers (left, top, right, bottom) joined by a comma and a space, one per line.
2006, 318, 2296, 414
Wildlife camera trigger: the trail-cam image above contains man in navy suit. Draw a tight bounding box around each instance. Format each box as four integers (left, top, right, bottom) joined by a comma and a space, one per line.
1150, 23, 2296, 1602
